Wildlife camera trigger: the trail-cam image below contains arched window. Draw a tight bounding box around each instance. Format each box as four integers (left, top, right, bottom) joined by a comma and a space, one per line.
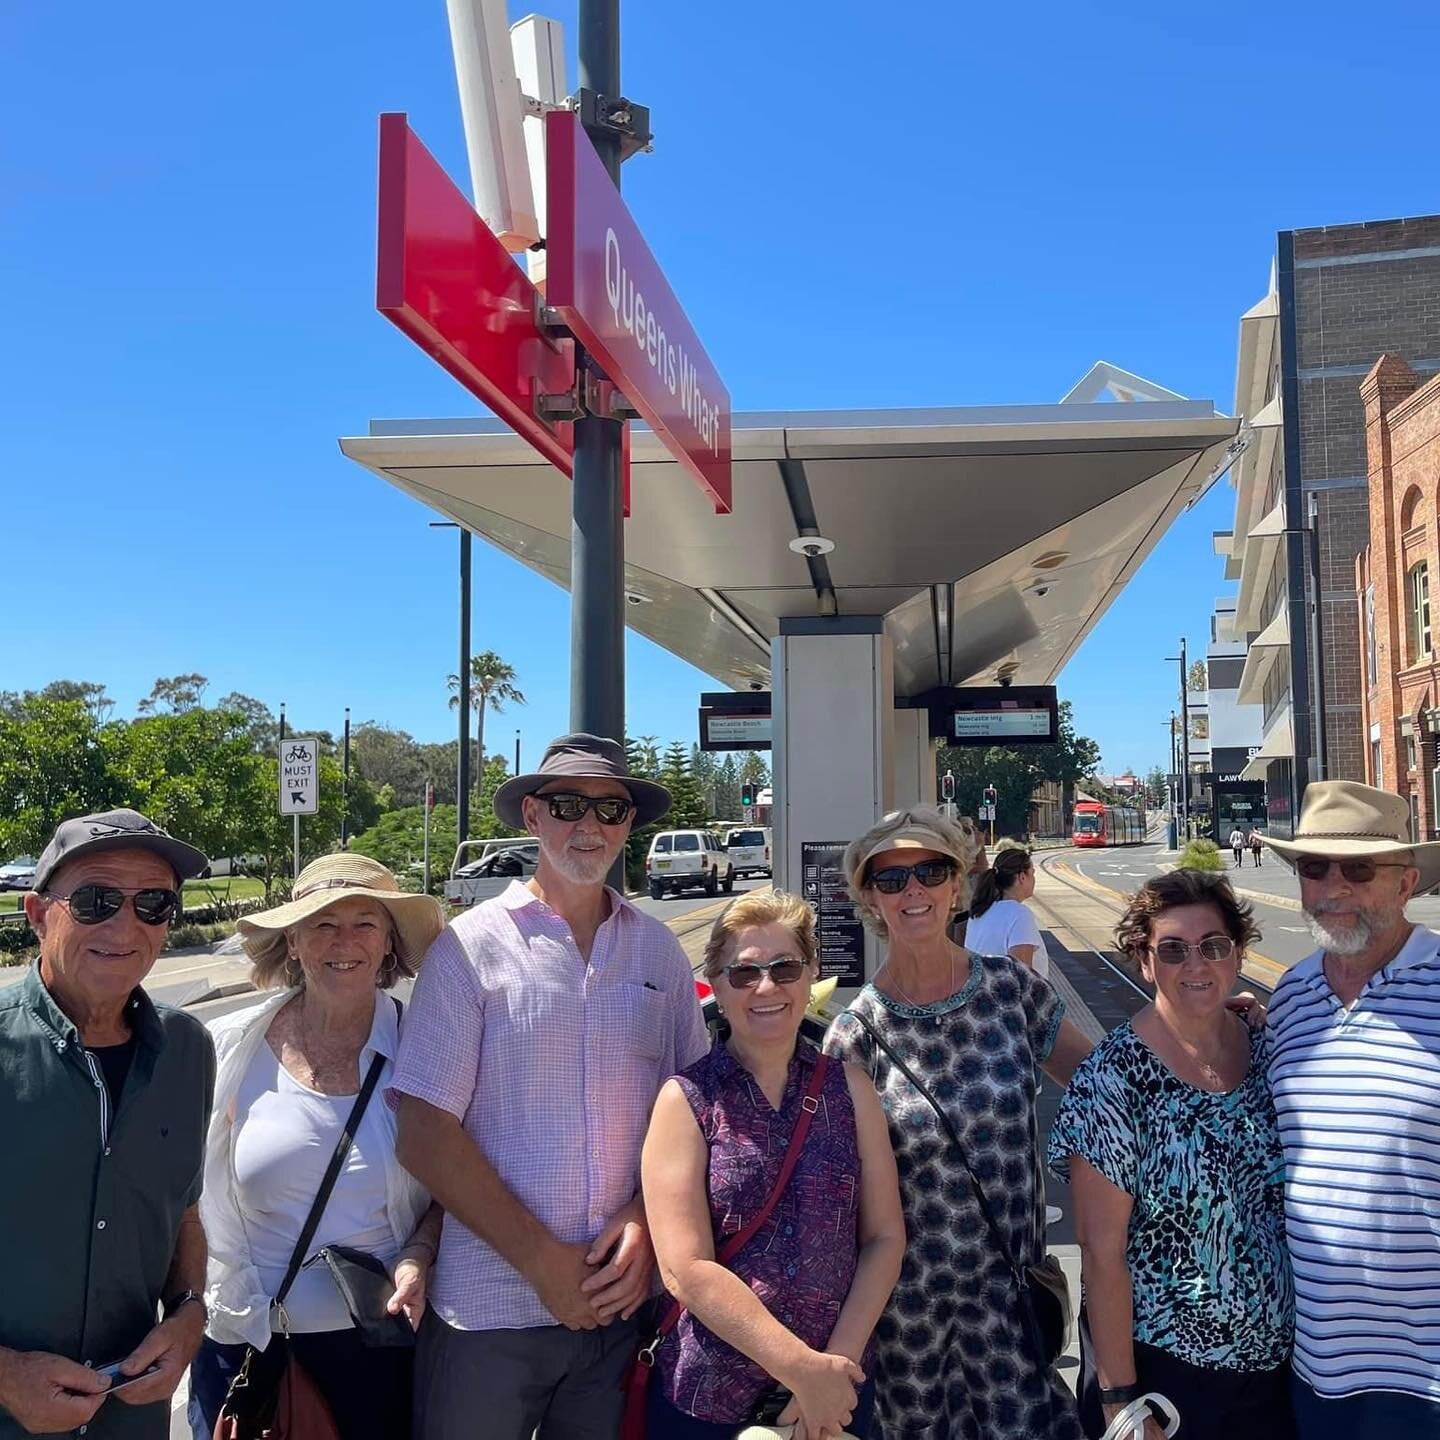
1409, 562, 1432, 661
1401, 486, 1423, 532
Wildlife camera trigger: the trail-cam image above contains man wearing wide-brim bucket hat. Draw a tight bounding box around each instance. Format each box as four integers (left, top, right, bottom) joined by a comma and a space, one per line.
1263, 781, 1440, 1438
389, 734, 710, 1440
189, 855, 445, 1440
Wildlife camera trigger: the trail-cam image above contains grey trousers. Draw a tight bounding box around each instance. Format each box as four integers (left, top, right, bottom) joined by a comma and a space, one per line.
414, 1308, 641, 1440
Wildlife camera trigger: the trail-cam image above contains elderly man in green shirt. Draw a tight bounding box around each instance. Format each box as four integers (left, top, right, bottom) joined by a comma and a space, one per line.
0, 810, 215, 1437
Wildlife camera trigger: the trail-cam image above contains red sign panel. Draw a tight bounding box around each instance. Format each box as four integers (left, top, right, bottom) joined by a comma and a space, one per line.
377, 113, 575, 476
546, 111, 732, 513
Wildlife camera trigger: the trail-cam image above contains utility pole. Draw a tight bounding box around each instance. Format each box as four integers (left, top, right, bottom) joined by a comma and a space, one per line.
515, 729, 521, 778
1166, 644, 1190, 840
340, 707, 351, 847
570, 0, 625, 754
431, 521, 472, 850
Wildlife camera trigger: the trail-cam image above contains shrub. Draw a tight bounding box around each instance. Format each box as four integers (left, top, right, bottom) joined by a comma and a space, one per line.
1177, 839, 1224, 873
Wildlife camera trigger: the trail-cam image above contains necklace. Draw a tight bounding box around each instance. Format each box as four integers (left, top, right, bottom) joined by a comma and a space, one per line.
1156, 1012, 1231, 1089
886, 951, 958, 1014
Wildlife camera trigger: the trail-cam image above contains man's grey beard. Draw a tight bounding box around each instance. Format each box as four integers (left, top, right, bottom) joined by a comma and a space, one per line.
1304, 902, 1401, 957
547, 840, 614, 886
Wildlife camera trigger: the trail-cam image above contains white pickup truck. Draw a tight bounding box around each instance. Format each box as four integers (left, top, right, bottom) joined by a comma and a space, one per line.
723, 826, 772, 879
443, 839, 540, 907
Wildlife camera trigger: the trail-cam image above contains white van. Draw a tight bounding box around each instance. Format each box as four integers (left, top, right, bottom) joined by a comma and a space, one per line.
723, 826, 772, 879
646, 829, 735, 900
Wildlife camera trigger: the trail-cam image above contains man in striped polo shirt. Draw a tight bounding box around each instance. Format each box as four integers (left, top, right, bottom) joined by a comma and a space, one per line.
1265, 781, 1440, 1438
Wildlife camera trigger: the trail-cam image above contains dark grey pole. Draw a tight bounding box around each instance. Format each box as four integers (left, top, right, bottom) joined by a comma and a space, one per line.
515, 729, 521, 777
1307, 497, 1328, 781
458, 529, 472, 847
340, 706, 351, 847
278, 703, 286, 744
571, 0, 625, 752
1179, 639, 1190, 838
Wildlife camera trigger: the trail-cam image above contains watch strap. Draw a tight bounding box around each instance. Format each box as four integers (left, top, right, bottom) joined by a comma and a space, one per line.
163, 1289, 205, 1319
1099, 1383, 1143, 1406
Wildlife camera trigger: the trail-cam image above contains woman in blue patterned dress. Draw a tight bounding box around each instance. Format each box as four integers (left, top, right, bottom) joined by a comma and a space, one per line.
641, 890, 906, 1439
824, 808, 1094, 1440
1048, 870, 1295, 1439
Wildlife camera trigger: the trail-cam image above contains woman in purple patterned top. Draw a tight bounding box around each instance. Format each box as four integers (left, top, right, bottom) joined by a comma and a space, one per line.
641, 891, 905, 1440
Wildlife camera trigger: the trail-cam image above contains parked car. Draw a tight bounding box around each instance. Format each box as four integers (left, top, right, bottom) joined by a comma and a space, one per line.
0, 858, 37, 892
646, 830, 735, 900
723, 825, 772, 879
444, 840, 540, 906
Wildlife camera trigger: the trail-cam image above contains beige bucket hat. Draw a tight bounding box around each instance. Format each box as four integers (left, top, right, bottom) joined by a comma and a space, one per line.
1262, 780, 1440, 894
237, 853, 445, 974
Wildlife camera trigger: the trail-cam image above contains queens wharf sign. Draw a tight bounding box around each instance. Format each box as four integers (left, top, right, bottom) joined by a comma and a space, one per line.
546, 111, 732, 513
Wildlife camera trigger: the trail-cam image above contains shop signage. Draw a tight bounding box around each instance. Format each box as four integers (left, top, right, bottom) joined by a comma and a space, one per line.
376, 114, 576, 476
800, 841, 866, 987
546, 110, 732, 513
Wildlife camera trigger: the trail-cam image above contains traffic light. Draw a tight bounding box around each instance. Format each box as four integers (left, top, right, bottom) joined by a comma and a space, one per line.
741, 782, 756, 807
983, 785, 998, 807
941, 770, 955, 802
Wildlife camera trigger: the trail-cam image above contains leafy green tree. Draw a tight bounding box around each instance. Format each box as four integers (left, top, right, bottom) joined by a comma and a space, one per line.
0, 698, 128, 856
660, 741, 709, 829
350, 804, 460, 893
137, 673, 209, 715
739, 752, 770, 788
214, 693, 279, 752
1189, 660, 1208, 695
245, 754, 348, 897
417, 741, 459, 805
351, 723, 429, 808
714, 754, 742, 821
448, 652, 525, 790
39, 680, 115, 725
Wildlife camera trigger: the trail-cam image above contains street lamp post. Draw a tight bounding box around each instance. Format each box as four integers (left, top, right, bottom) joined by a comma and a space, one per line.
1281, 509, 1328, 792
1166, 641, 1190, 839
430, 521, 472, 848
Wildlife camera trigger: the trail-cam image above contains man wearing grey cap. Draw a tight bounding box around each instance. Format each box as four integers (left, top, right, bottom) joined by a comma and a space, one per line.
0, 809, 216, 1437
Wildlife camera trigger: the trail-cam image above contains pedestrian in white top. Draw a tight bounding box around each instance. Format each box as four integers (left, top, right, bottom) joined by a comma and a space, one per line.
1263, 781, 1440, 1438
192, 854, 445, 1440
391, 734, 710, 1440
1228, 828, 1246, 868
963, 845, 1048, 978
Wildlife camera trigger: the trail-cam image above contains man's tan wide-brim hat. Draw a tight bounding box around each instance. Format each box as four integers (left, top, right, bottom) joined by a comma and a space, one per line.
237, 854, 445, 972
1263, 780, 1440, 894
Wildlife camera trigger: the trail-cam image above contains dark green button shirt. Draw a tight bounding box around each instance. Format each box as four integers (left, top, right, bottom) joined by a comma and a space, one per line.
0, 964, 215, 1439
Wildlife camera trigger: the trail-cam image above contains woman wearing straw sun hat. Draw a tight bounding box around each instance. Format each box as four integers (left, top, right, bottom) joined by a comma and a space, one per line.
188, 854, 445, 1440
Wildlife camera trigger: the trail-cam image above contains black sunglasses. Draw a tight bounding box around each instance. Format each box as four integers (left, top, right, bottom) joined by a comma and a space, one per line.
1151, 936, 1237, 965
1295, 857, 1409, 884
48, 884, 181, 927
540, 792, 634, 826
867, 859, 957, 894
722, 957, 809, 989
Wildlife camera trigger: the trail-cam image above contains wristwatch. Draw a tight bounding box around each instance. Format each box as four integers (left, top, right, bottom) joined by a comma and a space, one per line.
1099, 1383, 1142, 1406
163, 1290, 206, 1322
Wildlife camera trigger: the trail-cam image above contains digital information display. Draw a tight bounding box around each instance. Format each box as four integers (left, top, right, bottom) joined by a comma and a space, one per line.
952, 707, 1054, 740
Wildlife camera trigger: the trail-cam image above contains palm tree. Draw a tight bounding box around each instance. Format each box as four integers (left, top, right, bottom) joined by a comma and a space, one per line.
447, 652, 526, 797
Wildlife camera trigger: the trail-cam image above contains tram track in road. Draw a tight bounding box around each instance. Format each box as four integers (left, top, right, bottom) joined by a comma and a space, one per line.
1034, 850, 1279, 1002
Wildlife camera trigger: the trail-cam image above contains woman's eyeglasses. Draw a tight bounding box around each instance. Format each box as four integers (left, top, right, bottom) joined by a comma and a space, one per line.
1295, 857, 1408, 884
540, 792, 634, 825
867, 860, 956, 894
48, 885, 181, 927
721, 957, 809, 989
1150, 935, 1237, 965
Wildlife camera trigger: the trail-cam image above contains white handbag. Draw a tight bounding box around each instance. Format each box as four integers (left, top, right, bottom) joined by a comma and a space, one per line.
1099, 1392, 1181, 1440
736, 1429, 859, 1440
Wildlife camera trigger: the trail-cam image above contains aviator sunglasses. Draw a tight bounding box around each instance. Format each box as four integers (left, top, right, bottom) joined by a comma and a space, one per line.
1151, 935, 1238, 965
47, 884, 181, 927
867, 859, 957, 894
1295, 857, 1409, 884
540, 792, 634, 825
722, 956, 809, 989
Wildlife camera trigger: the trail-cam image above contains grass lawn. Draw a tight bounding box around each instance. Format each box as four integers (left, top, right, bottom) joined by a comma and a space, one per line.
0, 893, 22, 913
183, 876, 266, 908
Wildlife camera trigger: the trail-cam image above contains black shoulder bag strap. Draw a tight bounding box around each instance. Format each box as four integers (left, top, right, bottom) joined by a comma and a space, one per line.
843, 1006, 1069, 1371
272, 996, 400, 1317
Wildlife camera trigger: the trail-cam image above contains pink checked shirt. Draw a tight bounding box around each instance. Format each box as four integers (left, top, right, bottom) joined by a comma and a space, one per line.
388, 881, 709, 1331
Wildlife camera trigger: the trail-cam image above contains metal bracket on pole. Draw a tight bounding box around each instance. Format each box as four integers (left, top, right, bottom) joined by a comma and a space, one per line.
535, 368, 638, 424
574, 87, 653, 159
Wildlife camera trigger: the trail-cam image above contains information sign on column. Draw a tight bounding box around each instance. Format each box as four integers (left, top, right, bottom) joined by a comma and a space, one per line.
800, 841, 866, 987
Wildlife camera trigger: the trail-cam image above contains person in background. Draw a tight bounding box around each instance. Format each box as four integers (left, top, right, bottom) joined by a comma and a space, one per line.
1228, 827, 1246, 869
2, 809, 214, 1440
963, 844, 1048, 977
825, 807, 1092, 1439
946, 816, 988, 946
1050, 870, 1294, 1439
192, 854, 446, 1440
1248, 829, 1264, 867
641, 891, 905, 1439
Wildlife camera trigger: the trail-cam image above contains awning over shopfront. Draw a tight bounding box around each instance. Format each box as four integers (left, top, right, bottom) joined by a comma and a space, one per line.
1241, 705, 1294, 779
1236, 608, 1290, 705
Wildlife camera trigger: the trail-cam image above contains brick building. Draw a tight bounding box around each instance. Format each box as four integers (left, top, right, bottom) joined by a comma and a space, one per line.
1357, 356, 1440, 839
1217, 215, 1440, 835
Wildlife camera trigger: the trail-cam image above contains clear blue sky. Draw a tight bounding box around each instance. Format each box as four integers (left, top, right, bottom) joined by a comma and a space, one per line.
5, 0, 1439, 775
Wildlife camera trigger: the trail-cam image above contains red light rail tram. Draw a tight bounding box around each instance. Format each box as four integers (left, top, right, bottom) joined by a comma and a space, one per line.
1072, 801, 1145, 847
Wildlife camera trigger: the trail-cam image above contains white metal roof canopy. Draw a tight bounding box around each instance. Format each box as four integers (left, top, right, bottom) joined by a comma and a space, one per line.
340, 399, 1239, 698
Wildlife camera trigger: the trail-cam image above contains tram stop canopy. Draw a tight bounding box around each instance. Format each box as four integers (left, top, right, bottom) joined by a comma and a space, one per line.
340, 386, 1239, 698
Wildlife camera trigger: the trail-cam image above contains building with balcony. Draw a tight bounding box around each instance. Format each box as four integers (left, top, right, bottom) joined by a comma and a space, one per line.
1215, 215, 1440, 834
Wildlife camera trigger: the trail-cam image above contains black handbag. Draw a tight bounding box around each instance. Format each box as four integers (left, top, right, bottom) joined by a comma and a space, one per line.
307, 1244, 416, 1348
844, 1008, 1072, 1369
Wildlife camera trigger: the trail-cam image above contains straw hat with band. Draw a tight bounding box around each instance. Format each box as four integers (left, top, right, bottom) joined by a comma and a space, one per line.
1262, 779, 1440, 895
846, 812, 974, 898
493, 732, 671, 830
237, 854, 445, 981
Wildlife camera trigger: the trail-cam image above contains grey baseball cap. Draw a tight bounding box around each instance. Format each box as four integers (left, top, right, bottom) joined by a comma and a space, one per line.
33, 809, 210, 893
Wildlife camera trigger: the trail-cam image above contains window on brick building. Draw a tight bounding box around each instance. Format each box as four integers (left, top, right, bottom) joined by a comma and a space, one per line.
1407, 732, 1418, 773
1365, 585, 1378, 687
1372, 736, 1384, 787
1408, 563, 1432, 661
1401, 486, 1423, 532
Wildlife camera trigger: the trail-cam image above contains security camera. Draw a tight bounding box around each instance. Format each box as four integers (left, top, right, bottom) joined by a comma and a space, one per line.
1031, 584, 1050, 598
748, 680, 765, 692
